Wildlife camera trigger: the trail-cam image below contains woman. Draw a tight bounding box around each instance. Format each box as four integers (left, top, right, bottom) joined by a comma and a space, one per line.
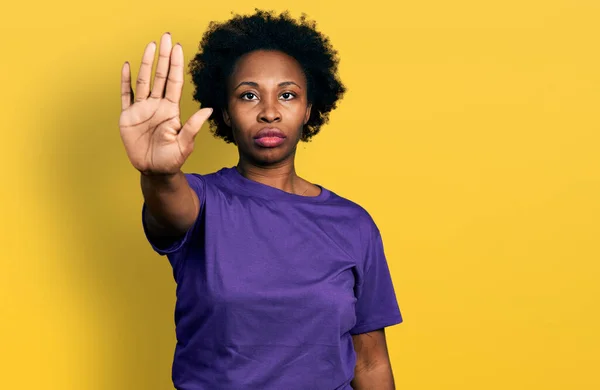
119, 9, 403, 390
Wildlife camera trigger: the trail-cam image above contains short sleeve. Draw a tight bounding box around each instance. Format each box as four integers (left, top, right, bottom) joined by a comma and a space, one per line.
141, 173, 205, 258
350, 222, 403, 335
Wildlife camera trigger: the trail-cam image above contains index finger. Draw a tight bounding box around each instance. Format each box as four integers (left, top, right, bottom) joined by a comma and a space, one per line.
165, 43, 184, 104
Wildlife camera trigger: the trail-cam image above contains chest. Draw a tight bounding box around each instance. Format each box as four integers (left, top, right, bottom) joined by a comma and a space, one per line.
180, 201, 362, 341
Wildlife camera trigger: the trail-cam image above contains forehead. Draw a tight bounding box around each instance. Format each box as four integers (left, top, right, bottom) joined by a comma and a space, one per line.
229, 50, 306, 85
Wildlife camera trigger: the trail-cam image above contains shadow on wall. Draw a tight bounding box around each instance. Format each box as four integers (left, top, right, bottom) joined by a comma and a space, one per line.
46, 55, 236, 389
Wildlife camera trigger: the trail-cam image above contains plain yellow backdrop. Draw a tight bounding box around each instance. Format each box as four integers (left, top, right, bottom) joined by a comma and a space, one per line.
1, 0, 599, 388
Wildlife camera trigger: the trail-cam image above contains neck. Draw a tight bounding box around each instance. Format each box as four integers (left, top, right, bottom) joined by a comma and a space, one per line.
235, 156, 303, 195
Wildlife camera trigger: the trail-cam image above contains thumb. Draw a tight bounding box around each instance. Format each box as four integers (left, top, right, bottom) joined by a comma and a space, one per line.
178, 107, 213, 146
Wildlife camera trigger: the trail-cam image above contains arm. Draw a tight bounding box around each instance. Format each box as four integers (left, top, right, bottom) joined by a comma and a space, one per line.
351, 329, 395, 390
141, 170, 200, 240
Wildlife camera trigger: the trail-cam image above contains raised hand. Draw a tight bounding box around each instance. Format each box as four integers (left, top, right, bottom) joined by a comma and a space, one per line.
119, 33, 212, 176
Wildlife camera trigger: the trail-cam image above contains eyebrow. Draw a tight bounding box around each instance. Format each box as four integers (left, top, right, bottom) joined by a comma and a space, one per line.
234, 81, 302, 90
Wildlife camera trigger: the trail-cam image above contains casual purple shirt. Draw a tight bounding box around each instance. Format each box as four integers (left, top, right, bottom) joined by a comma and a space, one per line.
142, 167, 403, 390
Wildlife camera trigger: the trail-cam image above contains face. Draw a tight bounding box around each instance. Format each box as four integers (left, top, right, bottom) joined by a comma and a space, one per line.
223, 50, 312, 165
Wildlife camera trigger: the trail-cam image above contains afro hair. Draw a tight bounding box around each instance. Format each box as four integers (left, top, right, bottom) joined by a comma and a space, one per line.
188, 9, 346, 144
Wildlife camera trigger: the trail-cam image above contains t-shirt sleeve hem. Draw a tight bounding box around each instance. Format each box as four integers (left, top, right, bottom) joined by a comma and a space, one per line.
349, 314, 404, 335
140, 173, 205, 256
141, 202, 195, 256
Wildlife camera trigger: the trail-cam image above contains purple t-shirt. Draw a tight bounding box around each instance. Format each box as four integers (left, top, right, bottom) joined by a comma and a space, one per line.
142, 167, 402, 390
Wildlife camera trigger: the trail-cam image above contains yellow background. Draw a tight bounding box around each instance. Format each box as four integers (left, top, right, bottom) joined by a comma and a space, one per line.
2, 0, 599, 388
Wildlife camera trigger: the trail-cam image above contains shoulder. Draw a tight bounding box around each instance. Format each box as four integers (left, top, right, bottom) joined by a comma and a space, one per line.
182, 167, 234, 190
325, 190, 380, 241
324, 191, 387, 278
182, 168, 225, 183
327, 189, 376, 220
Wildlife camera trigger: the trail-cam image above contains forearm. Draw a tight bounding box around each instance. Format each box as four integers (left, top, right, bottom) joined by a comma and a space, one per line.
141, 170, 199, 236
351, 363, 395, 390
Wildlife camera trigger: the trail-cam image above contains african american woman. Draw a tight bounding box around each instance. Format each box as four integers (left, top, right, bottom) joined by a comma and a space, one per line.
119, 9, 403, 390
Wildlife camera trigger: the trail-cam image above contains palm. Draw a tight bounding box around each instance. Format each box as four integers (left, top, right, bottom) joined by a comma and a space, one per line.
119, 33, 212, 175
120, 97, 185, 174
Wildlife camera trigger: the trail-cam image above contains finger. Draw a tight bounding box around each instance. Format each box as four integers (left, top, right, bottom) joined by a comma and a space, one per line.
135, 41, 156, 102
121, 62, 132, 110
178, 107, 213, 146
150, 33, 173, 99
165, 43, 184, 104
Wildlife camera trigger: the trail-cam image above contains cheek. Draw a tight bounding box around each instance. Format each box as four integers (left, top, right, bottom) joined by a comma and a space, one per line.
228, 104, 252, 128
290, 103, 309, 122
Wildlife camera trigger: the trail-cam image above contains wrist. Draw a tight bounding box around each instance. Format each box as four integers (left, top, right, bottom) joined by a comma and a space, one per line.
139, 169, 179, 178
140, 170, 183, 190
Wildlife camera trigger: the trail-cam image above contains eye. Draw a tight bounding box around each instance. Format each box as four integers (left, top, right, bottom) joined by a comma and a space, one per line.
240, 92, 258, 100
280, 92, 296, 100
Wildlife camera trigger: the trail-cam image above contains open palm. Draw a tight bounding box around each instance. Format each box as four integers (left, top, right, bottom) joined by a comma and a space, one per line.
119, 33, 212, 175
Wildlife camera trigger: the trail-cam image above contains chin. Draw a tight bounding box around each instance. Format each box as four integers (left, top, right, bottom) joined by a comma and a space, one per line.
248, 146, 295, 166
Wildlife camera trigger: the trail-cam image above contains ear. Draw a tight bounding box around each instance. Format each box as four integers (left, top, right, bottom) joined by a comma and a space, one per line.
304, 103, 312, 125
222, 108, 231, 127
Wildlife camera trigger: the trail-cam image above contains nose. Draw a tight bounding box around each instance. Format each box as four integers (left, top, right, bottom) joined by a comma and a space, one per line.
258, 96, 281, 123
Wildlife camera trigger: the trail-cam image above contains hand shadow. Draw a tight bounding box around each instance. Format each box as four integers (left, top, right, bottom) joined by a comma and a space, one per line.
48, 59, 235, 389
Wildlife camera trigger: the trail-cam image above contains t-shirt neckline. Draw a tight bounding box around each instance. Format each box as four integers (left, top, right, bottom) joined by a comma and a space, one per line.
220, 166, 331, 202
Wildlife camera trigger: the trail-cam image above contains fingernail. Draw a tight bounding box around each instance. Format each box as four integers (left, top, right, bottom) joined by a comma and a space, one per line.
165, 32, 171, 35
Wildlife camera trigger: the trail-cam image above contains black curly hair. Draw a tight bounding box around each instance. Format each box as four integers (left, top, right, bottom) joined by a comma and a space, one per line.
188, 9, 346, 144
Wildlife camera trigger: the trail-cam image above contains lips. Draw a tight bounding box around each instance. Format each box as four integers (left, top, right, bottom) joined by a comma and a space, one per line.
254, 127, 286, 139
253, 127, 286, 148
